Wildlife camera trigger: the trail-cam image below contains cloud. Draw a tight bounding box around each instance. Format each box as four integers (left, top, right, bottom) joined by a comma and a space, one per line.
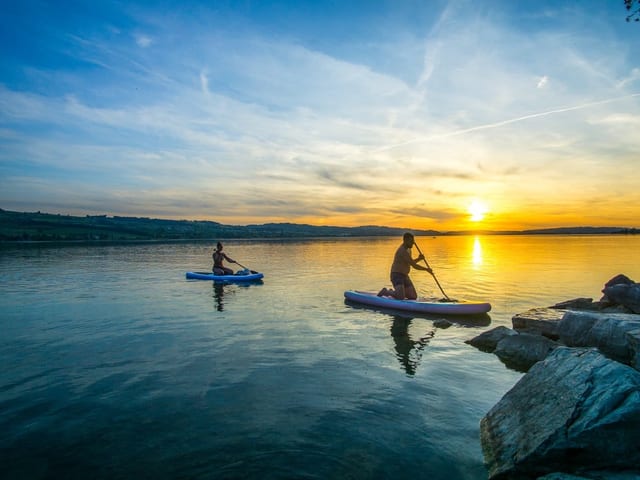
135, 33, 153, 48
618, 68, 640, 89
369, 93, 640, 154
200, 71, 210, 96
537, 75, 549, 89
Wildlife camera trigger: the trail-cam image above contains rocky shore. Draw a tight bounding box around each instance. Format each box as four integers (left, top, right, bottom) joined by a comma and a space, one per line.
466, 274, 640, 480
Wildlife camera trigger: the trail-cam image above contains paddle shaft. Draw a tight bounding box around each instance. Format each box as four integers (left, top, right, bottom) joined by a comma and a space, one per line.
233, 260, 259, 274
413, 242, 451, 300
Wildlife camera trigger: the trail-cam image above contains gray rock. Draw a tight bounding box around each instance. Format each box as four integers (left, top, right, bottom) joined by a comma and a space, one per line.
596, 303, 635, 314
537, 474, 591, 480
539, 474, 640, 480
557, 311, 640, 364
550, 298, 594, 310
587, 473, 640, 480
433, 319, 452, 329
465, 326, 517, 352
512, 307, 566, 339
494, 333, 558, 372
480, 347, 640, 479
627, 329, 640, 371
604, 274, 635, 287
602, 283, 640, 314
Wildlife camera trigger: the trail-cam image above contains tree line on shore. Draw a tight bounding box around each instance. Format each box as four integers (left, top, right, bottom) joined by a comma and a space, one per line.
0, 209, 637, 242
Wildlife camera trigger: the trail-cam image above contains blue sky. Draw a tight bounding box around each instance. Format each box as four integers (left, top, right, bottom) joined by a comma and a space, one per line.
1, 0, 639, 230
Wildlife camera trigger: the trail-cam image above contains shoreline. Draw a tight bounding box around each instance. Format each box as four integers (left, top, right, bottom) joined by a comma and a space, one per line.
1, 209, 638, 243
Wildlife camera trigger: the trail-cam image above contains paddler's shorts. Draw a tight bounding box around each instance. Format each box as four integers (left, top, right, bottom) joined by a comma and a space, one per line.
390, 272, 414, 290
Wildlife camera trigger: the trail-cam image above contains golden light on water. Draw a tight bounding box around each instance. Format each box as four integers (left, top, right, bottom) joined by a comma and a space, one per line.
472, 236, 483, 266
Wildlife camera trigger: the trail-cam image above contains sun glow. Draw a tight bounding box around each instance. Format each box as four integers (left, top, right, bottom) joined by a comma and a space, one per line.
468, 200, 489, 222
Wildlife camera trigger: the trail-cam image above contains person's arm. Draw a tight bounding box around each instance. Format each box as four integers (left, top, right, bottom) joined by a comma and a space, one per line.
409, 253, 432, 273
223, 253, 236, 264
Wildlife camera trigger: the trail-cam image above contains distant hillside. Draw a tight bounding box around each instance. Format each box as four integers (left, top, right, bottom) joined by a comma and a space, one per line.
519, 226, 637, 235
447, 226, 639, 235
0, 209, 439, 242
0, 209, 636, 242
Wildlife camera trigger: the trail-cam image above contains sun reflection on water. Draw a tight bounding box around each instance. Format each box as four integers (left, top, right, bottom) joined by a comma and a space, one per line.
472, 236, 483, 267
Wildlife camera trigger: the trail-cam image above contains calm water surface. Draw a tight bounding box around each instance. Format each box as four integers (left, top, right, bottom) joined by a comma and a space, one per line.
1, 235, 639, 479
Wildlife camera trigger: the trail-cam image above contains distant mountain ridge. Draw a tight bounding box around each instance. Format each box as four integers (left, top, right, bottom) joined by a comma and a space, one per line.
0, 208, 637, 242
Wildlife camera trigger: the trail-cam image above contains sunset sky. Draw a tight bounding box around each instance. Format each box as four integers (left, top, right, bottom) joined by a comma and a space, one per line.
1, 1, 639, 231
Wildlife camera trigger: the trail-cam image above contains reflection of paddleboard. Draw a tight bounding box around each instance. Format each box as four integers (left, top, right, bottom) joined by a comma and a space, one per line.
186, 271, 264, 282
344, 290, 491, 315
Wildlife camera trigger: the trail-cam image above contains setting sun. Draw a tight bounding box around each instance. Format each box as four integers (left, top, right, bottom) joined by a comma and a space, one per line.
468, 200, 489, 222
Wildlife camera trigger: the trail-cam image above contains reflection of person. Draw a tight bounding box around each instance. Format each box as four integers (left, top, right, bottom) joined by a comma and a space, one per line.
212, 242, 236, 275
213, 283, 225, 312
378, 232, 432, 300
390, 316, 433, 376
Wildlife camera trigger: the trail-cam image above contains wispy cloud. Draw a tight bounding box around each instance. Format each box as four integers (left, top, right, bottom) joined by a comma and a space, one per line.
537, 76, 549, 89
135, 33, 153, 48
618, 68, 640, 88
199, 71, 210, 97
372, 93, 640, 153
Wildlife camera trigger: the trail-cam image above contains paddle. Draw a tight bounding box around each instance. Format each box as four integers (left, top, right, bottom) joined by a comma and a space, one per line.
413, 241, 453, 302
233, 260, 258, 275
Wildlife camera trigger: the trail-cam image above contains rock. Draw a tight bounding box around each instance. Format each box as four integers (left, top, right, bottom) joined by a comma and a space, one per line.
465, 326, 517, 352
602, 283, 640, 314
557, 311, 640, 364
512, 307, 566, 339
539, 473, 640, 480
548, 297, 628, 314
537, 474, 591, 480
494, 333, 558, 372
480, 347, 640, 479
550, 298, 594, 310
627, 329, 640, 371
600, 274, 637, 311
604, 274, 635, 287
433, 319, 452, 329
597, 303, 635, 314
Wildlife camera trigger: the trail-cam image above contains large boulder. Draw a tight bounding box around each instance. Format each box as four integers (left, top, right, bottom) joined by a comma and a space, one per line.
549, 297, 631, 314
557, 311, 640, 365
480, 347, 640, 479
604, 274, 635, 287
602, 283, 640, 314
549, 298, 595, 310
627, 329, 640, 371
539, 474, 640, 480
493, 333, 558, 372
512, 307, 566, 339
465, 326, 517, 352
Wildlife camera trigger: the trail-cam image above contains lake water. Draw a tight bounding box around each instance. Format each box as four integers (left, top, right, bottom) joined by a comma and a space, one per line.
1, 235, 639, 479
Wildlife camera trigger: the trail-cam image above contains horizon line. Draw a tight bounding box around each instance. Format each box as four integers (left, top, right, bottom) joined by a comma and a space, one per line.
2, 208, 638, 235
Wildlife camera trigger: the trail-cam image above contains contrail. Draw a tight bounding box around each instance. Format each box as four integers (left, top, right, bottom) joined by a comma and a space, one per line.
374, 92, 640, 153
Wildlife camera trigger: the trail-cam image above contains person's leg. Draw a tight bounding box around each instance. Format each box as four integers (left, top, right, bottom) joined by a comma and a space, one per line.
405, 285, 417, 300
404, 276, 417, 300
378, 286, 400, 297
389, 272, 407, 299
393, 283, 406, 299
